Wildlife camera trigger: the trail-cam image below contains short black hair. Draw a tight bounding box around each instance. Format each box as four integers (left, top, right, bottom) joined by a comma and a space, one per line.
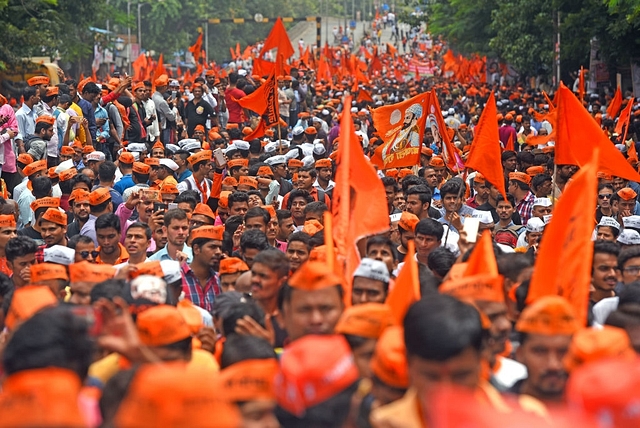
303, 201, 328, 216
405, 184, 432, 205
126, 222, 152, 240
531, 173, 552, 191
6, 236, 38, 263
427, 247, 456, 278
174, 191, 199, 210
618, 246, 640, 271
98, 161, 117, 182
276, 209, 292, 223
287, 189, 313, 209
253, 248, 289, 278
90, 279, 126, 304
381, 176, 398, 191
163, 208, 188, 227
68, 234, 94, 249
288, 231, 311, 250
240, 229, 270, 252
365, 235, 398, 262
440, 179, 463, 199
71, 173, 93, 191
35, 121, 53, 134
501, 150, 517, 161
244, 207, 270, 226
132, 171, 150, 184
228, 191, 249, 207
299, 165, 317, 179
95, 213, 121, 232
414, 218, 444, 240
497, 253, 533, 282
23, 86, 38, 100
32, 176, 52, 198
220, 334, 275, 370
82, 82, 101, 95
221, 302, 266, 341
404, 295, 482, 361
496, 193, 516, 207
593, 240, 620, 271
400, 175, 422, 193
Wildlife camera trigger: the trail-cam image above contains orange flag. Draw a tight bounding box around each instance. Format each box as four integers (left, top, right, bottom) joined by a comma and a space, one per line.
615, 98, 634, 139
543, 91, 555, 110
332, 95, 390, 290
628, 141, 638, 164
578, 66, 585, 104
386, 43, 397, 57
132, 54, 147, 81
527, 150, 599, 326
229, 47, 236, 60
606, 87, 622, 118
235, 43, 241, 59
465, 92, 507, 199
428, 89, 465, 172
153, 53, 166, 81
385, 241, 420, 324
370, 91, 430, 169
259, 17, 295, 59
555, 83, 640, 183
464, 231, 498, 277
504, 132, 514, 152
188, 33, 203, 65
236, 73, 279, 127
356, 89, 373, 103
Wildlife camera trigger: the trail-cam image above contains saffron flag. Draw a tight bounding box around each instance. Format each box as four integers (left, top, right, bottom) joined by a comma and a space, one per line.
504, 132, 514, 152
554, 83, 640, 183
385, 241, 420, 324
332, 96, 390, 291
607, 87, 622, 118
188, 33, 203, 65
370, 92, 430, 169
427, 89, 465, 172
527, 150, 599, 326
356, 89, 373, 103
615, 99, 634, 140
465, 92, 507, 200
258, 17, 295, 60
578, 66, 585, 104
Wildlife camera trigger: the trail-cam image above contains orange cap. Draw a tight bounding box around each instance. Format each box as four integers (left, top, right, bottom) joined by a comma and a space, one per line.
220, 358, 279, 402
288, 261, 344, 292
257, 166, 274, 177
137, 305, 192, 346
516, 295, 580, 336
315, 159, 332, 169
68, 189, 90, 204
119, 152, 135, 164
116, 363, 241, 428
60, 146, 75, 156
218, 191, 231, 209
261, 204, 276, 218
47, 167, 57, 180
221, 177, 238, 187
385, 168, 398, 178
0, 214, 16, 228
238, 176, 258, 189
563, 326, 636, 372
429, 156, 445, 168
398, 168, 413, 179
439, 273, 505, 303
128, 260, 164, 280
132, 81, 145, 92
190, 225, 224, 241
276, 335, 359, 416
30, 197, 60, 213
227, 159, 248, 169
133, 162, 150, 174
508, 171, 532, 186
302, 219, 324, 236
152, 140, 164, 151
144, 157, 160, 167
209, 130, 222, 140
194, 124, 205, 133
82, 145, 95, 154
89, 187, 111, 206
176, 300, 204, 338
187, 150, 212, 166
5, 285, 58, 330
68, 261, 116, 284
35, 115, 55, 126
526, 166, 545, 177
597, 172, 613, 180
193, 203, 216, 220
40, 208, 67, 226
617, 187, 637, 201
160, 183, 179, 194
219, 257, 250, 275
288, 159, 304, 168
58, 168, 78, 182
17, 153, 34, 165
421, 146, 433, 156
71, 139, 82, 149
242, 126, 253, 136
154, 74, 169, 87
334, 303, 396, 339
226, 123, 239, 130
22, 160, 47, 177
542, 146, 555, 154
27, 75, 50, 86
398, 211, 419, 232
370, 326, 409, 389
30, 262, 69, 283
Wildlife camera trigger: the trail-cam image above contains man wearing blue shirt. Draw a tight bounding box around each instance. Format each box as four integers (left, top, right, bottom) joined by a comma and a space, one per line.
77, 82, 100, 143
15, 86, 39, 154
149, 208, 193, 263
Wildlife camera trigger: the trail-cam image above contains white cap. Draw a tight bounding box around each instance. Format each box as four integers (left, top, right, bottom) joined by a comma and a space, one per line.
471, 210, 494, 224
623, 215, 640, 230
130, 275, 167, 304
618, 229, 640, 246
284, 149, 299, 161
442, 110, 449, 117
277, 140, 291, 149
223, 143, 237, 154
178, 138, 198, 148
526, 217, 545, 233
131, 152, 140, 161
598, 216, 621, 231
55, 159, 75, 174
301, 155, 315, 167
127, 143, 147, 153
264, 142, 277, 153
165, 144, 180, 153
350, 107, 358, 113
292, 126, 305, 136
265, 155, 286, 166
300, 142, 314, 157
237, 69, 247, 76
533, 197, 552, 207
448, 108, 455, 115
321, 109, 330, 116
86, 152, 106, 162
389, 213, 402, 223
233, 140, 250, 151
183, 141, 202, 152
159, 158, 179, 171
353, 258, 390, 283
160, 260, 182, 284
543, 214, 553, 224
311, 116, 323, 124
43, 245, 76, 266
313, 143, 326, 156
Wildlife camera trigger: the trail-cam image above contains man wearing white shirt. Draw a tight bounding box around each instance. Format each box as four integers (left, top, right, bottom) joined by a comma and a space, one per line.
143, 82, 160, 142
115, 222, 151, 269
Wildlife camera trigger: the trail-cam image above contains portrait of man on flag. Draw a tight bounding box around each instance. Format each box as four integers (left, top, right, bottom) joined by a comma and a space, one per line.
384, 103, 424, 157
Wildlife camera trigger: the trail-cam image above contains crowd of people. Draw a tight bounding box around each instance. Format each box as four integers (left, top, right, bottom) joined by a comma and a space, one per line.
1, 17, 640, 427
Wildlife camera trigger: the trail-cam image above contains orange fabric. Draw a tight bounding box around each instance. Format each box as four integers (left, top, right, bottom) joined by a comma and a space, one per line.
555, 83, 640, 183
132, 162, 150, 174
238, 176, 257, 189
386, 241, 420, 324
59, 168, 77, 182
30, 197, 59, 213
357, 89, 374, 103
68, 261, 116, 284
176, 300, 204, 335
564, 326, 635, 372
527, 150, 599, 326
370, 326, 408, 389
618, 187, 637, 200
40, 208, 67, 226
193, 203, 216, 220
516, 295, 580, 336
119, 152, 135, 164
0, 368, 85, 427
504, 132, 514, 152
578, 67, 586, 104
398, 211, 419, 232
288, 261, 344, 291
334, 303, 396, 339
607, 87, 622, 118
615, 99, 634, 140
60, 146, 74, 156
144, 157, 160, 167
0, 214, 16, 228
190, 225, 224, 241
30, 262, 68, 283
301, 219, 324, 236
227, 159, 248, 168
236, 72, 277, 119
332, 96, 390, 293
220, 358, 279, 402
89, 187, 111, 206
5, 285, 58, 330
526, 166, 545, 177
257, 166, 274, 177
466, 92, 507, 199
508, 171, 531, 185
22, 159, 47, 177
137, 305, 192, 346
69, 189, 90, 204
315, 159, 332, 169
187, 150, 212, 166
258, 17, 295, 59
219, 257, 249, 275
188, 33, 203, 64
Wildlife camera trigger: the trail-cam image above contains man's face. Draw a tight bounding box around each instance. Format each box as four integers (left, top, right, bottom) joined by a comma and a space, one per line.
247, 194, 262, 208
304, 211, 322, 223
124, 227, 150, 257
434, 167, 445, 183
152, 148, 165, 158
42, 126, 54, 141
69, 84, 77, 99
97, 227, 121, 255
195, 240, 223, 270
40, 221, 66, 247
442, 194, 461, 214
286, 241, 310, 272
297, 171, 314, 190
502, 156, 517, 172
384, 186, 395, 205
290, 197, 307, 222
69, 282, 94, 305
282, 287, 344, 342
278, 217, 295, 241
598, 188, 613, 208
423, 168, 438, 188
496, 201, 514, 221
620, 257, 640, 285
403, 111, 415, 128
165, 218, 189, 247
153, 226, 168, 249
405, 194, 426, 218
177, 202, 193, 216
137, 200, 154, 223
143, 86, 152, 100
60, 153, 72, 162
8, 253, 36, 286
193, 130, 205, 141
596, 226, 617, 242
238, 400, 279, 428
267, 218, 278, 241
592, 252, 619, 292
408, 347, 481, 397
351, 277, 387, 305
245, 217, 267, 233
476, 301, 511, 356
474, 183, 489, 200
532, 205, 551, 219
399, 229, 414, 250
619, 198, 636, 214
250, 262, 285, 302
516, 334, 572, 401
527, 231, 542, 247
156, 167, 169, 180
192, 87, 203, 99
367, 243, 396, 274
559, 165, 576, 181
220, 272, 241, 292
134, 87, 145, 102
217, 207, 230, 224
536, 180, 553, 197
0, 226, 17, 250
74, 241, 97, 263
242, 248, 261, 268
393, 193, 406, 211
612, 177, 626, 191
272, 164, 287, 178
318, 167, 332, 183
414, 233, 440, 258
229, 201, 249, 217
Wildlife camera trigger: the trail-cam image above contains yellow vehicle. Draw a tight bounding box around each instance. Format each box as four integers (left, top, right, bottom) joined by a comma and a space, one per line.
0, 58, 62, 100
